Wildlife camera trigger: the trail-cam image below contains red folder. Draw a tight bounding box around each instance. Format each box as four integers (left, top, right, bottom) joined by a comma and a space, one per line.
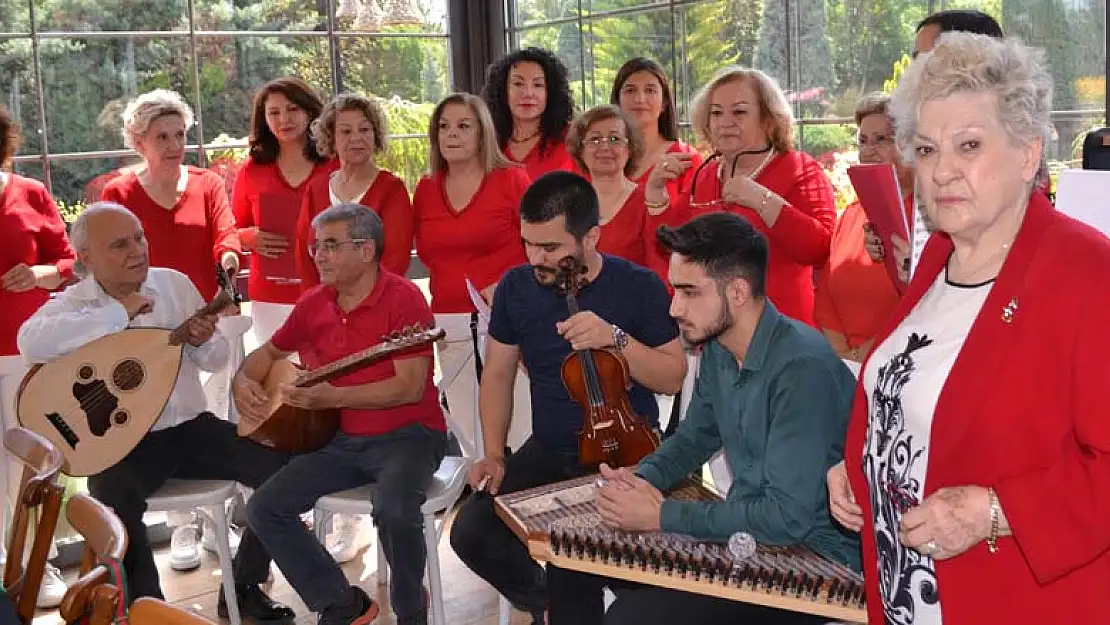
847, 164, 909, 293
255, 191, 301, 284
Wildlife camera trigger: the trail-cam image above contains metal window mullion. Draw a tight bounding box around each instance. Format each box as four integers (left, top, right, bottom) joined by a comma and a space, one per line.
576, 0, 586, 109
327, 0, 342, 95
186, 0, 206, 167
28, 0, 51, 191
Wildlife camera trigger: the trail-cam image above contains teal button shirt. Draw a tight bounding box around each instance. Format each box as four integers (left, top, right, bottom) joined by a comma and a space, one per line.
635, 302, 861, 570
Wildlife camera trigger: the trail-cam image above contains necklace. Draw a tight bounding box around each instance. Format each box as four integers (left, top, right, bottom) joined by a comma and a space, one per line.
720, 149, 776, 181
510, 129, 541, 144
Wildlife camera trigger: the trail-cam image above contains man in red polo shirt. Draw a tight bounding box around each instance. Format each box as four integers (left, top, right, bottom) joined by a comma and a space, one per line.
234, 203, 446, 625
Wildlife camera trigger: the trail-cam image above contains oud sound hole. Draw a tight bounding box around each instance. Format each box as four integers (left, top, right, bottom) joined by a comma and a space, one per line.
112, 359, 144, 391
112, 410, 129, 426
78, 364, 95, 381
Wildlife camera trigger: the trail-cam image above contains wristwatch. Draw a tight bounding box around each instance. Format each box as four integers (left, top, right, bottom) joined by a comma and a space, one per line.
612, 325, 630, 352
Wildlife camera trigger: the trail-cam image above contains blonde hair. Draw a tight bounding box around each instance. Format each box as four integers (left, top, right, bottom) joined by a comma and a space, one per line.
311, 93, 389, 158
890, 32, 1053, 184
690, 67, 794, 152
565, 105, 643, 176
854, 91, 892, 126
427, 93, 512, 175
121, 89, 195, 150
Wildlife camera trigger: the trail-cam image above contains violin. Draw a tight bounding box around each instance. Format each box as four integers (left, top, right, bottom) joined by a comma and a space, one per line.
554, 256, 660, 468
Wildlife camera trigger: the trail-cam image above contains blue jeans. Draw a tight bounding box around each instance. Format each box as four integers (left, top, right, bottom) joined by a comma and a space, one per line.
247, 424, 447, 625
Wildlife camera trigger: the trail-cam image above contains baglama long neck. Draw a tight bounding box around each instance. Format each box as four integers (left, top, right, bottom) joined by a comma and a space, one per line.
565, 293, 607, 409
295, 342, 390, 388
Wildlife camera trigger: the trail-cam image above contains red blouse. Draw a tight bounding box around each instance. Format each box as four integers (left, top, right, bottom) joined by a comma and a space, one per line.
504, 135, 575, 180
296, 170, 414, 290
662, 150, 835, 325
632, 140, 703, 205
598, 185, 648, 268
101, 167, 241, 300
232, 159, 333, 304
814, 197, 911, 350
1, 175, 75, 356
413, 167, 530, 313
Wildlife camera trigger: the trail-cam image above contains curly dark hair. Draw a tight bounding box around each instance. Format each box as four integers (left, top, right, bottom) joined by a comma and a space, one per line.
249, 77, 327, 165
481, 47, 575, 157
0, 104, 21, 169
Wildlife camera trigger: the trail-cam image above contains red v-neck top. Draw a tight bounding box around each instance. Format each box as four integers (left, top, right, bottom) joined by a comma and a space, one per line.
632, 140, 703, 203
503, 134, 575, 180
101, 166, 241, 300
232, 159, 333, 303
0, 174, 75, 356
413, 166, 530, 313
597, 185, 648, 268
296, 169, 414, 290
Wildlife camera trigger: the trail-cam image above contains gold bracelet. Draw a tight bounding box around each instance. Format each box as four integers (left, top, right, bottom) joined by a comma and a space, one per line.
987, 487, 1000, 553
645, 198, 670, 210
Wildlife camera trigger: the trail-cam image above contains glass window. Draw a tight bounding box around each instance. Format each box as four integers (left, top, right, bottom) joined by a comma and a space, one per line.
581, 7, 673, 109
34, 0, 189, 31
336, 0, 447, 34
193, 0, 325, 32
0, 37, 41, 155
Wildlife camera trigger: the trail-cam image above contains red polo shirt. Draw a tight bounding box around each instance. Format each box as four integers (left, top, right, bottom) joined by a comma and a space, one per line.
1, 175, 75, 356
232, 159, 334, 304
101, 167, 241, 300
296, 170, 414, 289
413, 166, 529, 313
270, 269, 445, 437
504, 135, 575, 180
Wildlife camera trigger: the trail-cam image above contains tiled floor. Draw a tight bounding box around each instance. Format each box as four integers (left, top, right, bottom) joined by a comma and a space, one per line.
33, 507, 536, 624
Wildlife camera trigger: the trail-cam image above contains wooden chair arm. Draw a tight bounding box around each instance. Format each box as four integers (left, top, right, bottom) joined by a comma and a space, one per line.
130, 597, 218, 624
58, 565, 110, 622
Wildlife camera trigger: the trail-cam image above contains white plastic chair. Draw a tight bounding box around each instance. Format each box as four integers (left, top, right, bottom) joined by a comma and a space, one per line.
312, 455, 469, 625
146, 479, 242, 625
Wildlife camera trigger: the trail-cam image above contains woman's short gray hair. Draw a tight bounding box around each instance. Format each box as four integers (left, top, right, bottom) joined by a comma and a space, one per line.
890, 32, 1053, 184
311, 203, 385, 262
121, 89, 195, 150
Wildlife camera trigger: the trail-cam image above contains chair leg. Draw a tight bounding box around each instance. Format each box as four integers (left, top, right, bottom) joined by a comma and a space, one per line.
498, 595, 512, 625
376, 531, 388, 587
313, 509, 329, 546
423, 512, 446, 625
212, 503, 241, 625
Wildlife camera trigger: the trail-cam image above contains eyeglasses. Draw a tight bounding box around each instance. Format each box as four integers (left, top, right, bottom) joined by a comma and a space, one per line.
308, 239, 367, 257
582, 136, 629, 150
687, 152, 738, 210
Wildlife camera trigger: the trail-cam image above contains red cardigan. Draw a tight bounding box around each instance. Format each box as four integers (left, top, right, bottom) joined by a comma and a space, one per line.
413, 167, 529, 313
845, 192, 1110, 624
232, 159, 333, 304
0, 175, 75, 356
101, 167, 240, 300
660, 150, 835, 325
296, 170, 414, 289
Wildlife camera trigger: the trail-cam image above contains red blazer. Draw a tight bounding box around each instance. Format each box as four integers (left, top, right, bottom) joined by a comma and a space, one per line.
845, 192, 1110, 624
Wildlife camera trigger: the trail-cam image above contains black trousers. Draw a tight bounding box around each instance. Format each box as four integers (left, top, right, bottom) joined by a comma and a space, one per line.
448, 438, 590, 614
547, 565, 828, 625
87, 413, 290, 601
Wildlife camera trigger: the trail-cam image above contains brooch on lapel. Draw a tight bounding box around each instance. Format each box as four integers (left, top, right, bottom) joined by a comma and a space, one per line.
1001, 297, 1019, 324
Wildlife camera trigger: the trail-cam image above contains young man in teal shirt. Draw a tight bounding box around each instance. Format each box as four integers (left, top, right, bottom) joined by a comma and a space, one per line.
547, 212, 860, 625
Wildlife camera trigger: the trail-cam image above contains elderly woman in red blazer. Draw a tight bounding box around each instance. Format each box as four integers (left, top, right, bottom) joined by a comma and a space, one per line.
643, 67, 835, 325
826, 32, 1110, 624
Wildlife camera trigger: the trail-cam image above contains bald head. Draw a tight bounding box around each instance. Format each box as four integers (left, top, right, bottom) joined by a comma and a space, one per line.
73, 202, 149, 287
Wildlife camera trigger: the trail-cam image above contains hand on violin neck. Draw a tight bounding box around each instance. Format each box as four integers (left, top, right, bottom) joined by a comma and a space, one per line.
556, 311, 614, 351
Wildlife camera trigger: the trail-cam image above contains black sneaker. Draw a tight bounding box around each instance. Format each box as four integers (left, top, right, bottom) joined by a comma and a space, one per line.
217, 583, 294, 622
317, 586, 379, 625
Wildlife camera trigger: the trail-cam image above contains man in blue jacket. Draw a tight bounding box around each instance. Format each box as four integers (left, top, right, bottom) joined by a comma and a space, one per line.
547, 212, 860, 624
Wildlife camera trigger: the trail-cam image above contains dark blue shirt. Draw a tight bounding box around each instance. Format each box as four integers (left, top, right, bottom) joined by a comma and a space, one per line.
488, 255, 679, 455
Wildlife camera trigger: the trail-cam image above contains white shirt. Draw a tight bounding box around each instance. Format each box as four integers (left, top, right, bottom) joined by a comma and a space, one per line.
17, 267, 229, 432
861, 272, 992, 625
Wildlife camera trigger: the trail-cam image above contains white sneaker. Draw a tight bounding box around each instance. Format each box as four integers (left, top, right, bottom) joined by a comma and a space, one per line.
36, 563, 67, 609
169, 524, 201, 571
200, 514, 240, 559
327, 514, 363, 564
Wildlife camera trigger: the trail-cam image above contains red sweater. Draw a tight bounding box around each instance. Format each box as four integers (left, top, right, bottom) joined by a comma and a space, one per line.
232, 159, 333, 304
845, 192, 1110, 624
414, 167, 530, 313
504, 135, 575, 180
101, 167, 241, 300
663, 150, 834, 325
598, 185, 648, 268
1, 175, 75, 356
296, 170, 414, 290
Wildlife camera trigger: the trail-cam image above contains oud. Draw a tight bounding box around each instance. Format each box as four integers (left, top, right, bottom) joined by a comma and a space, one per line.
554, 256, 659, 468
16, 281, 237, 477
238, 325, 445, 454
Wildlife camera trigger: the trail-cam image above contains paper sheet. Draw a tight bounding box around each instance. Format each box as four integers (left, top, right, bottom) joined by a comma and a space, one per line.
1055, 169, 1110, 236
909, 192, 930, 280
465, 277, 491, 326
